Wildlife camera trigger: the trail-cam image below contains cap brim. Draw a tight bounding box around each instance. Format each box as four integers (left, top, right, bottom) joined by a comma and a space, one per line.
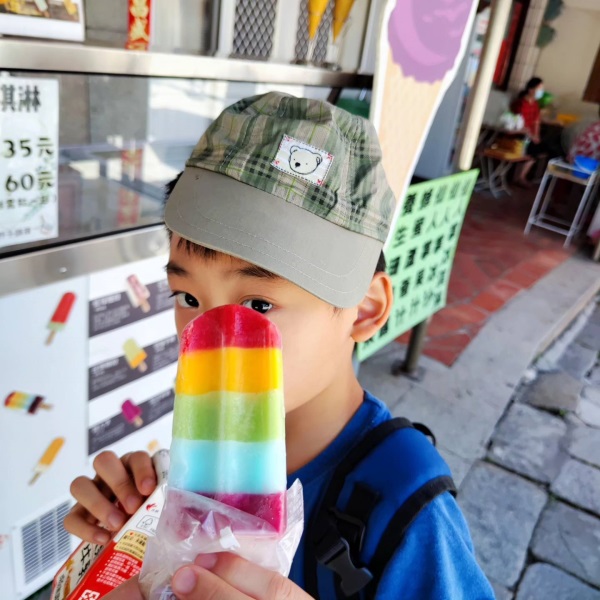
164, 168, 382, 308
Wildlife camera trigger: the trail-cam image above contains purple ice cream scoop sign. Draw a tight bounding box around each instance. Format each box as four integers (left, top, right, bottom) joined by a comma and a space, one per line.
388, 0, 473, 83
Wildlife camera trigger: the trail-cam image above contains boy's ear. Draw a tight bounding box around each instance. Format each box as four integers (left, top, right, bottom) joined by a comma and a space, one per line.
351, 271, 393, 343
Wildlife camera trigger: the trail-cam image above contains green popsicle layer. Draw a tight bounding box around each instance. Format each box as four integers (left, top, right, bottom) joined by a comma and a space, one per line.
172, 390, 285, 442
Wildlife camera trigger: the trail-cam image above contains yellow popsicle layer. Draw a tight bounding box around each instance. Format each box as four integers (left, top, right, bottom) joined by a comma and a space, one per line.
176, 347, 283, 395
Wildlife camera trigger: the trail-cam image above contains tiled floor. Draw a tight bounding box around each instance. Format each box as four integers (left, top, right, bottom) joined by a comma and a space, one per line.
397, 186, 575, 366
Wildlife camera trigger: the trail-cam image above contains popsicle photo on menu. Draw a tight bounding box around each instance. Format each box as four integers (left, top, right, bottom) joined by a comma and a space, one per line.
122, 338, 148, 373
46, 291, 76, 345
121, 399, 143, 428
4, 391, 52, 414
125, 274, 151, 313
29, 437, 64, 485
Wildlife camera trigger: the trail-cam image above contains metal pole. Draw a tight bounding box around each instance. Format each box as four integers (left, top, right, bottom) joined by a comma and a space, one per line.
454, 0, 514, 172
391, 317, 431, 380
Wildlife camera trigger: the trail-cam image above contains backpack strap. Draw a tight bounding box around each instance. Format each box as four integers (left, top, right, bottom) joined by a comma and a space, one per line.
304, 418, 414, 598
365, 474, 456, 600
305, 417, 456, 599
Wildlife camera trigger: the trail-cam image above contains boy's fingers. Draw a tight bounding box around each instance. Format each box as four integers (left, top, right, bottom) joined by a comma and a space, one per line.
63, 503, 111, 545
103, 575, 144, 600
93, 451, 144, 515
187, 553, 312, 600
123, 451, 156, 496
171, 564, 247, 599
69, 475, 127, 533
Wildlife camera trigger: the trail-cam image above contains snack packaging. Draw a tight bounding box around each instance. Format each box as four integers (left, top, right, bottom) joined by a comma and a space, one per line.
51, 450, 169, 600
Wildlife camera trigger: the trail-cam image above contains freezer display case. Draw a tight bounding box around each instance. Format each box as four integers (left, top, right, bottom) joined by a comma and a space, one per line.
0, 37, 372, 598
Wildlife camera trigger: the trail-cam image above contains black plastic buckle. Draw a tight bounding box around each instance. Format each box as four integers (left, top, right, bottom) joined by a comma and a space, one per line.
330, 507, 367, 551
316, 532, 373, 597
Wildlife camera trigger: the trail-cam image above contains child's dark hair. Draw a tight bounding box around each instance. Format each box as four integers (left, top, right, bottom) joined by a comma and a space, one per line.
164, 173, 387, 276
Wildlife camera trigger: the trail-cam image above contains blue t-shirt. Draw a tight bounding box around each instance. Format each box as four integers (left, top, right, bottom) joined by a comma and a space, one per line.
286, 391, 494, 599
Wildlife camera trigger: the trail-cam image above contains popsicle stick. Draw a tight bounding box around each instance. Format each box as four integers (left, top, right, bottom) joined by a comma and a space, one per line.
39, 403, 53, 410
138, 361, 148, 373
133, 416, 144, 427
140, 300, 151, 313
46, 330, 56, 345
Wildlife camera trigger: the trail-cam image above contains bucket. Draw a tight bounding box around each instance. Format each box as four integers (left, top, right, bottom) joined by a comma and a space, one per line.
573, 155, 599, 179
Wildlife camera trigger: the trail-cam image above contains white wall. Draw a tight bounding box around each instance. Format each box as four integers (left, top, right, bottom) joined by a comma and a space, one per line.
535, 6, 600, 118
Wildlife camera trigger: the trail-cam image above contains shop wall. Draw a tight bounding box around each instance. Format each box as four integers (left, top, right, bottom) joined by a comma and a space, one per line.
535, 6, 600, 117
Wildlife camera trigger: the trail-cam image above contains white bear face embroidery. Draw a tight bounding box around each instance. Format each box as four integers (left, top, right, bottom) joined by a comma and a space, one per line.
289, 146, 322, 175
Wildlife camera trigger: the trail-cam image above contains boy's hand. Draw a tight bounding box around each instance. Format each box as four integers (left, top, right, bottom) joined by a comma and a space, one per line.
64, 450, 156, 545
104, 554, 313, 600
171, 553, 313, 600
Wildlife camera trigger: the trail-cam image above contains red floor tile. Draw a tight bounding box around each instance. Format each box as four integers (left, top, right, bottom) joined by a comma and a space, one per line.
471, 291, 507, 313
396, 331, 411, 344
443, 303, 490, 324
422, 346, 464, 366
504, 264, 548, 289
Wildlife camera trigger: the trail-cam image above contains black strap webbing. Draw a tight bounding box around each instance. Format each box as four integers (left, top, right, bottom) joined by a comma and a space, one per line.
365, 475, 457, 600
305, 418, 414, 598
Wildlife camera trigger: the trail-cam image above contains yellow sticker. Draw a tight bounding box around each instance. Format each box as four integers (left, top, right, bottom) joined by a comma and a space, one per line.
114, 530, 148, 562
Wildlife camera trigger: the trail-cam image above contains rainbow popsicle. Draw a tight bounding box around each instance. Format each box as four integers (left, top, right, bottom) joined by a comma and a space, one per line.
123, 338, 148, 372
4, 391, 52, 414
122, 399, 143, 427
46, 292, 76, 345
126, 274, 151, 313
30, 437, 64, 485
169, 305, 286, 532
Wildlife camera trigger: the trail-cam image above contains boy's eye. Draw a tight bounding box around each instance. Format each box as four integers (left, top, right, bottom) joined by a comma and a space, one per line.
172, 292, 199, 308
241, 299, 273, 314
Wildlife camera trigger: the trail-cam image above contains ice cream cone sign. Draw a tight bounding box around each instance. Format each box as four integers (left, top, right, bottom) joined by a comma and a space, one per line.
370, 0, 478, 242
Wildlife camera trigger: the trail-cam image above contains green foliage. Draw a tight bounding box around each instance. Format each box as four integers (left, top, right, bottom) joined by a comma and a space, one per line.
544, 0, 564, 22
537, 24, 556, 48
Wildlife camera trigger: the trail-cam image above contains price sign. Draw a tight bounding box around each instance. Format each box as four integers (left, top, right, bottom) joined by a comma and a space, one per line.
357, 170, 479, 362
0, 77, 59, 249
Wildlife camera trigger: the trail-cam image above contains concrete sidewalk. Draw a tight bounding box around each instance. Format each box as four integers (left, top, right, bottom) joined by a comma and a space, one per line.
358, 253, 600, 599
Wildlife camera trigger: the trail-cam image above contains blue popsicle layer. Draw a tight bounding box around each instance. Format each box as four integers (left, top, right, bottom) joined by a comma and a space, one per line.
169, 438, 286, 494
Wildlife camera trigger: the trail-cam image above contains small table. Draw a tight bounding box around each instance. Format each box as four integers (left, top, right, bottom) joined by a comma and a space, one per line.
477, 148, 530, 198
525, 158, 600, 247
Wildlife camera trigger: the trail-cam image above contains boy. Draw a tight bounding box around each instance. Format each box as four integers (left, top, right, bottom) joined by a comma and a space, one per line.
65, 92, 494, 599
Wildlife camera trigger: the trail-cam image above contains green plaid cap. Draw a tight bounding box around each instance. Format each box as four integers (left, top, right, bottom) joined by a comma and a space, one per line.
165, 92, 395, 307
185, 92, 394, 242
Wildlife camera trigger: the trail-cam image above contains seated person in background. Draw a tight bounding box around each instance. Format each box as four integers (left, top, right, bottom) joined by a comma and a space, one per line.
568, 105, 600, 163
511, 77, 561, 186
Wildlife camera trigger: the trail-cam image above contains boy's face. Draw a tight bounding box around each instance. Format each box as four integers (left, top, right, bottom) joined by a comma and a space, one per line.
166, 234, 358, 414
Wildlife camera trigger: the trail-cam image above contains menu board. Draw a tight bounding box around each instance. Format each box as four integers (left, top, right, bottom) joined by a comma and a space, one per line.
0, 77, 59, 249
87, 256, 177, 455
357, 170, 478, 362
0, 251, 176, 598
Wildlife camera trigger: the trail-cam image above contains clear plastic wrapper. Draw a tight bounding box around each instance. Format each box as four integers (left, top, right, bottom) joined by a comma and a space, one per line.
139, 480, 303, 599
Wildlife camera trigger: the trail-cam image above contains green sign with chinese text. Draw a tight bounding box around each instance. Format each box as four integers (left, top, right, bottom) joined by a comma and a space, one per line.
357, 169, 478, 362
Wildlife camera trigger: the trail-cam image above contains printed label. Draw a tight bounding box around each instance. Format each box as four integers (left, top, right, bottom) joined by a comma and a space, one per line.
271, 134, 334, 186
